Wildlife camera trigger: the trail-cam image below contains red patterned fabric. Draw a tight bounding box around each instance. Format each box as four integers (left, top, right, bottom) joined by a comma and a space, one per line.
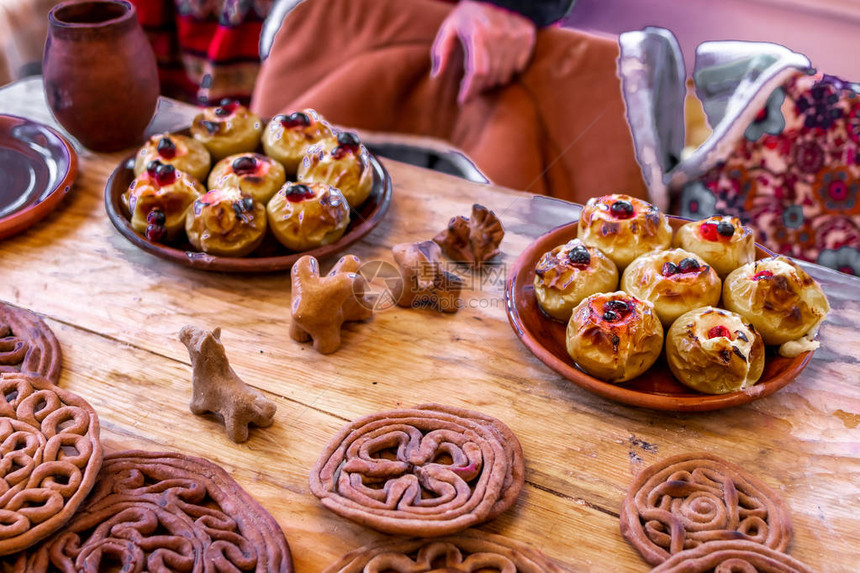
130, 0, 272, 105
678, 72, 860, 275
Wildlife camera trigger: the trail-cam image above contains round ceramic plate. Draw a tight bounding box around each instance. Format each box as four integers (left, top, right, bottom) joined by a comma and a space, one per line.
104, 142, 392, 272
0, 114, 78, 240
505, 218, 814, 412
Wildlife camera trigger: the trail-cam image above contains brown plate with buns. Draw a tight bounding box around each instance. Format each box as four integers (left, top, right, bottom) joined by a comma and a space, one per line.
104, 132, 392, 272
505, 217, 813, 412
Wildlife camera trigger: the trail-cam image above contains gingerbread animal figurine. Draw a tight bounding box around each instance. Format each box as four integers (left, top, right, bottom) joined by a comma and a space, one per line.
179, 325, 276, 443
290, 255, 373, 354
392, 241, 463, 313
434, 203, 504, 264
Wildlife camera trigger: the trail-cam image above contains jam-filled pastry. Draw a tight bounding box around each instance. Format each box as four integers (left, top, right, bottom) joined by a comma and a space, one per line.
261, 109, 334, 175
185, 186, 267, 257
577, 194, 672, 270
533, 238, 618, 321
621, 249, 722, 327
566, 291, 664, 383
208, 152, 286, 205
190, 99, 263, 160
673, 216, 756, 278
123, 160, 205, 243
133, 132, 211, 182
722, 256, 830, 355
266, 182, 350, 252
666, 307, 765, 394
297, 131, 373, 208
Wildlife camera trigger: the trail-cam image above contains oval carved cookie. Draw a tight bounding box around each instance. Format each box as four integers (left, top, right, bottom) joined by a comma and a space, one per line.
5, 450, 293, 572
650, 540, 817, 573
0, 373, 102, 556
0, 304, 62, 383
323, 530, 570, 573
309, 404, 525, 536
620, 452, 792, 565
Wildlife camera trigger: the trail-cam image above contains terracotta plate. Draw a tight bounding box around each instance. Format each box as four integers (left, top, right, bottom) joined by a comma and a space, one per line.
0, 114, 78, 240
505, 218, 813, 412
104, 142, 392, 272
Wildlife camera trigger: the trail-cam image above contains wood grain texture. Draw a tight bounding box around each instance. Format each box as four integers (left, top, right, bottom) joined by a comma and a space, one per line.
1, 77, 859, 572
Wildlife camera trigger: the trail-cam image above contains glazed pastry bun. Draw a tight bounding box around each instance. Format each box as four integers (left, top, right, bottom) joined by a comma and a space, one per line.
190, 99, 263, 160
673, 216, 756, 278
266, 182, 350, 252
134, 133, 211, 182
621, 249, 722, 327
533, 239, 618, 321
185, 187, 267, 257
577, 194, 672, 270
208, 153, 287, 205
261, 110, 334, 175
123, 160, 204, 243
297, 132, 373, 208
566, 292, 664, 383
722, 256, 830, 354
666, 307, 765, 394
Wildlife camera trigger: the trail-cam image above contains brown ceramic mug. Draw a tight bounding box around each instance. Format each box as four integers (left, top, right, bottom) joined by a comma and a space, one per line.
43, 0, 159, 152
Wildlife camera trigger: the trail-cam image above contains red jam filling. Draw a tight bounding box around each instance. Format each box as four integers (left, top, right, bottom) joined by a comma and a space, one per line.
699, 220, 735, 241
231, 156, 259, 175
601, 299, 632, 322
279, 111, 311, 129
566, 245, 591, 267
214, 99, 240, 117
146, 161, 177, 187
752, 270, 774, 281
707, 325, 731, 339
285, 184, 315, 203
156, 137, 177, 159
662, 258, 700, 277
608, 199, 634, 219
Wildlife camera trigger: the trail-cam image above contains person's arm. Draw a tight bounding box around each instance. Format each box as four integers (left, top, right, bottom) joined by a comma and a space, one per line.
431, 0, 574, 104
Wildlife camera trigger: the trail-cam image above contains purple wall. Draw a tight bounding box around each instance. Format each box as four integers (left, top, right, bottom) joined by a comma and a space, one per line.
565, 0, 860, 80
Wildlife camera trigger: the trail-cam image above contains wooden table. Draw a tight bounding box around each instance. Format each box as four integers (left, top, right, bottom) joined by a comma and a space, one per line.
1, 76, 859, 572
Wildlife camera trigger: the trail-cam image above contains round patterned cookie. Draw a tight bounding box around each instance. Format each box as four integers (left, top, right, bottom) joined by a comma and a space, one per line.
0, 304, 62, 383
323, 530, 570, 573
309, 404, 525, 537
0, 372, 102, 556
650, 540, 816, 573
6, 450, 293, 572
620, 452, 792, 566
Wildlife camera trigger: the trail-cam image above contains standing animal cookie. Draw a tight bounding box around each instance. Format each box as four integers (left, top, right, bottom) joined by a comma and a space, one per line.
179, 325, 277, 443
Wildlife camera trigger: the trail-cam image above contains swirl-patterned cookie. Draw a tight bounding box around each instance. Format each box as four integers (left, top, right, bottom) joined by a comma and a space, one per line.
620, 453, 792, 565
0, 304, 62, 384
309, 404, 525, 536
0, 373, 102, 556
323, 530, 569, 573
6, 450, 293, 572
650, 540, 816, 573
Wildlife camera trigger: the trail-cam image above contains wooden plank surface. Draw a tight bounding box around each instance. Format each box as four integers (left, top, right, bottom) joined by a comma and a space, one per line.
1, 77, 859, 572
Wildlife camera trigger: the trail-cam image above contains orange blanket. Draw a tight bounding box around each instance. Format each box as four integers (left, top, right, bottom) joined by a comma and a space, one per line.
251, 0, 647, 203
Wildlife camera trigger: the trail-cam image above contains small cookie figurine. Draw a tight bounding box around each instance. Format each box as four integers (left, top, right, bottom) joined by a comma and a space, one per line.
434, 204, 504, 264
179, 325, 276, 443
392, 241, 463, 313
290, 255, 373, 354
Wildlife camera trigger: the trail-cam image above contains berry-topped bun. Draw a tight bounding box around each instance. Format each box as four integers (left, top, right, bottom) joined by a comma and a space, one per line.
722, 256, 830, 354
673, 216, 756, 278
208, 153, 286, 205
577, 194, 672, 270
261, 109, 334, 175
185, 186, 268, 257
297, 131, 373, 208
533, 239, 618, 321
621, 249, 722, 327
133, 133, 211, 183
266, 182, 350, 252
666, 307, 766, 394
566, 291, 664, 383
122, 160, 205, 243
190, 99, 263, 160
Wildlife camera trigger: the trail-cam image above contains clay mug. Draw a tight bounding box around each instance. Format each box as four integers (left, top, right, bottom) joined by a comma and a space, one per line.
43, 0, 159, 152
